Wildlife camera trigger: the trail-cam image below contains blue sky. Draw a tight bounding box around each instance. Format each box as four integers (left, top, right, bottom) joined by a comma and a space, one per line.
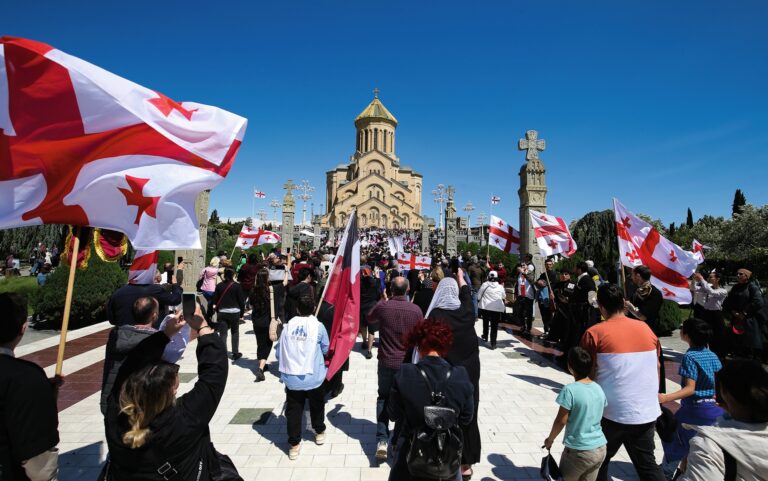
4, 1, 768, 228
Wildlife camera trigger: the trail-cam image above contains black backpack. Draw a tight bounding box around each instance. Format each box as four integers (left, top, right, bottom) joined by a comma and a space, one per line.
406, 365, 463, 480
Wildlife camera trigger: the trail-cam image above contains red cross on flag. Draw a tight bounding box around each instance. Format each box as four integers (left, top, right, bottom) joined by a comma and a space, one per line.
613, 198, 698, 304
490, 195, 501, 205
691, 239, 709, 264
529, 209, 577, 258
235, 225, 281, 249
254, 189, 266, 199
0, 37, 247, 249
128, 250, 158, 285
488, 215, 520, 254
396, 252, 432, 271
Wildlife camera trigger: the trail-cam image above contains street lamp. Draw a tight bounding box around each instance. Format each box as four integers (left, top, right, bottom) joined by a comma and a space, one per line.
432, 184, 447, 231
463, 202, 475, 234
297, 179, 315, 226
269, 199, 281, 225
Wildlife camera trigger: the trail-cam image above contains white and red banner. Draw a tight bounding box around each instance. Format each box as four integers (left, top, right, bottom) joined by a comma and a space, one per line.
235, 225, 280, 249
254, 189, 266, 199
0, 37, 247, 249
691, 239, 709, 264
323, 211, 360, 380
387, 235, 404, 256
128, 250, 158, 285
397, 252, 432, 271
613, 199, 698, 303
530, 209, 577, 257
491, 195, 501, 205
488, 215, 520, 254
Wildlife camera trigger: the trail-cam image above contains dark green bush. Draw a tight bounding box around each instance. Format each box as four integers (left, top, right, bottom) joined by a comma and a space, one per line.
34, 254, 126, 329
0, 276, 40, 314
657, 300, 683, 335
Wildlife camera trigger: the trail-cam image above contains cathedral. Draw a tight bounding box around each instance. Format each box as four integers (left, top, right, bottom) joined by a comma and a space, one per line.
321, 91, 424, 229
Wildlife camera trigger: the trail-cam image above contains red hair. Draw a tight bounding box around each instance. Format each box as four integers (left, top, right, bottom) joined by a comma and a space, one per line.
405, 319, 454, 357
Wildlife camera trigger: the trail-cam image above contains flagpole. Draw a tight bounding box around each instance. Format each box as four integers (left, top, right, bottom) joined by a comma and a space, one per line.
612, 199, 628, 298
55, 226, 81, 376
487, 194, 493, 260
251, 186, 256, 223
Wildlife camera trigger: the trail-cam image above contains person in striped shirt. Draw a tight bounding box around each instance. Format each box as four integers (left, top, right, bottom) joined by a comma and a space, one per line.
581, 283, 666, 481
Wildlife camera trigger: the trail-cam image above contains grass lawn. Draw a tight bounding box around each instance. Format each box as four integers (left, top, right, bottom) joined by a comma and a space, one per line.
0, 276, 40, 314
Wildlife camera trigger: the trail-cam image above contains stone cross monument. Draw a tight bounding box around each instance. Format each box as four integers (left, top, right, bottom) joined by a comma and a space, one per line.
444, 185, 457, 256
517, 130, 548, 274
312, 215, 322, 249
281, 180, 296, 254
175, 190, 210, 293
421, 222, 430, 253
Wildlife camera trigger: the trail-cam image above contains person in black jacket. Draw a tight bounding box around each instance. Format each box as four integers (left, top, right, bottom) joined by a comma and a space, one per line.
249, 268, 273, 382
212, 268, 247, 361
103, 304, 240, 480
284, 268, 315, 322
108, 279, 182, 327
388, 318, 474, 481
723, 268, 765, 360
625, 265, 665, 393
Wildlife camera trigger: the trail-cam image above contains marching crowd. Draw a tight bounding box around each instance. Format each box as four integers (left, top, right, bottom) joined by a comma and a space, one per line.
1, 240, 767, 481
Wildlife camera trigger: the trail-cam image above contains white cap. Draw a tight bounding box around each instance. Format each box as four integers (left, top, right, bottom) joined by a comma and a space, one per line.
488, 270, 498, 279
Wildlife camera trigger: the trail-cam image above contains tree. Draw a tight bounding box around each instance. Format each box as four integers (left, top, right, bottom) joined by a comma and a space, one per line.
209, 209, 220, 224
732, 189, 747, 217
570, 210, 619, 281
686, 208, 694, 228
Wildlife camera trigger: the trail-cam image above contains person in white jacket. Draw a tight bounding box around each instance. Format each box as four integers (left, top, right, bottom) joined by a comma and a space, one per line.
678, 359, 768, 481
478, 271, 507, 349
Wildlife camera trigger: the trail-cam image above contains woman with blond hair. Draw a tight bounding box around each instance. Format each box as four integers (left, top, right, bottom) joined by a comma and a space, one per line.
101, 305, 241, 480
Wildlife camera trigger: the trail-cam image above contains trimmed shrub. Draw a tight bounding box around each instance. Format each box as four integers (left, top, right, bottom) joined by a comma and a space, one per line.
34, 254, 126, 329
658, 300, 683, 335
0, 276, 40, 314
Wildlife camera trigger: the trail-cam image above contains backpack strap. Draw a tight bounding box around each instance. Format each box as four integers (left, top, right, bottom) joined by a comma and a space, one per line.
723, 447, 737, 481
416, 364, 453, 404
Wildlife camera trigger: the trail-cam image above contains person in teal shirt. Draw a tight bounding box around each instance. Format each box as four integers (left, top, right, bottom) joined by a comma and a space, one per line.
544, 347, 608, 481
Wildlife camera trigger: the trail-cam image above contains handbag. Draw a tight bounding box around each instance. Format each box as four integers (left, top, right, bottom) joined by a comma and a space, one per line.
268, 285, 283, 342
540, 450, 563, 481
656, 404, 678, 442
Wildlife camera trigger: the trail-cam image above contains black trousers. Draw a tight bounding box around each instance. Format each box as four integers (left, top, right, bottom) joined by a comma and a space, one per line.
516, 297, 534, 331
538, 302, 553, 333
216, 312, 240, 355
597, 418, 665, 481
285, 385, 326, 446
480, 309, 503, 344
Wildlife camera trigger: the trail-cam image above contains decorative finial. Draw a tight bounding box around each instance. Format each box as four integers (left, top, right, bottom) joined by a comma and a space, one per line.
373, 87, 379, 99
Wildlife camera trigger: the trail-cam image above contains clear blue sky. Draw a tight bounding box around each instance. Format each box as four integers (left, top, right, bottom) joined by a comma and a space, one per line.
4, 1, 768, 228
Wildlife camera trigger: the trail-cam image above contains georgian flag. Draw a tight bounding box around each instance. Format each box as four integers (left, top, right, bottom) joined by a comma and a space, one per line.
397, 252, 432, 271
128, 250, 158, 285
490, 195, 501, 205
387, 235, 404, 256
489, 215, 520, 254
254, 189, 266, 199
530, 209, 577, 257
691, 239, 709, 264
0, 37, 247, 249
234, 225, 281, 249
613, 199, 698, 304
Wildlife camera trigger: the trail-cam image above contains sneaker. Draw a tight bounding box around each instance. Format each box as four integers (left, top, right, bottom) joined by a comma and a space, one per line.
375, 440, 388, 460
364, 350, 373, 360
254, 369, 265, 383
315, 432, 326, 445
232, 352, 243, 361
288, 444, 300, 460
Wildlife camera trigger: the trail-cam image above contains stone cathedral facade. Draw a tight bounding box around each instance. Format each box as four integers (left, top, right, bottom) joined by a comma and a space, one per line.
321, 92, 424, 229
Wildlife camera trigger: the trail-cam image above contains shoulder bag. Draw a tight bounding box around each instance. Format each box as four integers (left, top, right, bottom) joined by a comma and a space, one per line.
268, 285, 283, 342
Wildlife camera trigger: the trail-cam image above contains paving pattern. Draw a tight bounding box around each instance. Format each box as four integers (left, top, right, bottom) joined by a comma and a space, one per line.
22, 317, 681, 481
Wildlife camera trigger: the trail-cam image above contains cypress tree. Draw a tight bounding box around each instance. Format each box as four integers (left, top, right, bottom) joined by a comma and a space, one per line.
732, 189, 746, 216
686, 208, 694, 228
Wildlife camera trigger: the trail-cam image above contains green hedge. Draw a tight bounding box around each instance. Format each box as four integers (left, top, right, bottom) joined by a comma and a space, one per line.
658, 300, 683, 335
34, 255, 126, 329
0, 276, 40, 315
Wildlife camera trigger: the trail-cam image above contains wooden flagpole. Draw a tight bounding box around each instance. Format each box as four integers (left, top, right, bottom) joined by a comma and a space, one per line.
55, 226, 81, 376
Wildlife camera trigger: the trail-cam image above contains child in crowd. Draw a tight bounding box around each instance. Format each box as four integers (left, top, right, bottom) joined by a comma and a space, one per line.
544, 347, 607, 481
658, 317, 724, 476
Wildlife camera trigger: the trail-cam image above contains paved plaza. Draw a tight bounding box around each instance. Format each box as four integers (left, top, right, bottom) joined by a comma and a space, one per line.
21, 317, 679, 481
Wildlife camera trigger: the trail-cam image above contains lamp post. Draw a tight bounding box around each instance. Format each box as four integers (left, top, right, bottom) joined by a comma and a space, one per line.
269, 198, 280, 225
432, 184, 447, 231
463, 202, 475, 238
297, 179, 314, 226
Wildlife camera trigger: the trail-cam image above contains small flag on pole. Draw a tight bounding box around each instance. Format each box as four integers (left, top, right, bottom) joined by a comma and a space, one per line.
254, 189, 266, 199
490, 195, 501, 205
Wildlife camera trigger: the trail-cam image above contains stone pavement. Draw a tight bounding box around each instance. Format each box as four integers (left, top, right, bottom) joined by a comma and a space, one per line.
26, 313, 682, 481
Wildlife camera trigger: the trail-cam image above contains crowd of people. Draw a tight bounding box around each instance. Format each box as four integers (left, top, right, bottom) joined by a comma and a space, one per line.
1, 236, 767, 481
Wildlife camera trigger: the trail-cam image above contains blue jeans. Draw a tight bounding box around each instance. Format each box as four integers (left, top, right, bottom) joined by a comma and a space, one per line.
470, 288, 479, 318
377, 365, 399, 443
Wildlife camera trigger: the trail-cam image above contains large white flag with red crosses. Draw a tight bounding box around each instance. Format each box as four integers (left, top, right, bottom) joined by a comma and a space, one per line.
0, 37, 247, 249
235, 225, 281, 249
396, 252, 432, 271
489, 215, 520, 254
613, 199, 698, 304
529, 209, 577, 257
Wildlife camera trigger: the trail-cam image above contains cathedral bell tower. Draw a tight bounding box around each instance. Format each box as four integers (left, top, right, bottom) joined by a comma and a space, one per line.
354, 88, 398, 164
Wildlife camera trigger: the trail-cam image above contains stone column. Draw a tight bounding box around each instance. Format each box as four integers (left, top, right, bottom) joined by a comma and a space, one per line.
175, 190, 209, 293
312, 215, 322, 249
421, 222, 430, 252
281, 180, 296, 254
517, 130, 548, 275
444, 186, 457, 256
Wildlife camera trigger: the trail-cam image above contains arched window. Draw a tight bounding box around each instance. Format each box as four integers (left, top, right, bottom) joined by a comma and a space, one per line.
364, 130, 369, 151
374, 128, 378, 150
